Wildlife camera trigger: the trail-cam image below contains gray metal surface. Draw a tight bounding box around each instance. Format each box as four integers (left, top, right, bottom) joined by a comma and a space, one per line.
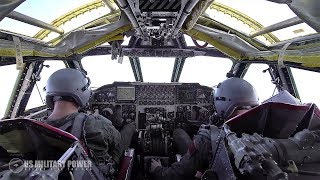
10, 62, 35, 118
129, 57, 143, 82
7, 11, 64, 34
173, 0, 199, 35
193, 24, 259, 54
267, 0, 320, 32
0, 13, 131, 57
171, 57, 186, 82
250, 17, 303, 38
288, 0, 320, 32
83, 45, 227, 58
0, 0, 25, 21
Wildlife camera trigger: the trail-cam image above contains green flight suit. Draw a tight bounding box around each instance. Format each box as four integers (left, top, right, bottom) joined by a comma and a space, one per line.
152, 125, 212, 180
44, 112, 135, 175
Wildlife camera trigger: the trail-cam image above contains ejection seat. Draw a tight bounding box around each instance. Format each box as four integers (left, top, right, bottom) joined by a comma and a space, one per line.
226, 101, 320, 139
262, 90, 301, 105
0, 118, 134, 180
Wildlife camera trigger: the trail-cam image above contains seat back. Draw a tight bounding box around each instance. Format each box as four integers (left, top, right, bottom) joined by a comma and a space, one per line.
262, 90, 301, 105
0, 118, 105, 180
226, 102, 320, 138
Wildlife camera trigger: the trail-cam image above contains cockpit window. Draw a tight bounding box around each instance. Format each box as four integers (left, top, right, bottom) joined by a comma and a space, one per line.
25, 61, 66, 110
0, 0, 112, 42
291, 68, 320, 107
140, 57, 175, 83
205, 0, 317, 44
81, 56, 135, 88
0, 65, 19, 118
179, 57, 232, 87
243, 63, 277, 102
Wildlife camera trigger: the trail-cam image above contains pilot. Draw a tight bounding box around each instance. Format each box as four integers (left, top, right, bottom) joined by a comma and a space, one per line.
150, 77, 259, 180
44, 68, 135, 177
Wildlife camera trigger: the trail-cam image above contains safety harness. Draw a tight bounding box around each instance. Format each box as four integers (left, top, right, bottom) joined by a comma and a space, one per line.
200, 125, 236, 180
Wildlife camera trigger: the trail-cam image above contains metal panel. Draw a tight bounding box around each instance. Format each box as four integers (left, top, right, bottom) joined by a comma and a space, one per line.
250, 17, 303, 38
171, 57, 186, 82
129, 57, 143, 82
7, 11, 64, 34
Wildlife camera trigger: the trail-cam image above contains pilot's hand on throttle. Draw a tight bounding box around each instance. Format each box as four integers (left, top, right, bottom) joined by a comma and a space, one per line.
150, 159, 162, 173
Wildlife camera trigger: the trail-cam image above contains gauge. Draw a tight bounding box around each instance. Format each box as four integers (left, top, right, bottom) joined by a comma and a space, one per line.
95, 93, 105, 102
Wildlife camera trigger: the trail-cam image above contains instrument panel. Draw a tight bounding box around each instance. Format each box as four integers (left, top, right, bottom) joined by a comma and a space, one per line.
89, 82, 214, 129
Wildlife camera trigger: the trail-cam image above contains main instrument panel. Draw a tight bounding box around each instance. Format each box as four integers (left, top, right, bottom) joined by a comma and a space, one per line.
89, 82, 214, 129
88, 82, 214, 173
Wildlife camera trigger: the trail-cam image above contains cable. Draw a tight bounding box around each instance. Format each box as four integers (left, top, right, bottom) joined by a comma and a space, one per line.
69, 171, 75, 180
35, 81, 45, 104
283, 169, 320, 176
192, 38, 208, 48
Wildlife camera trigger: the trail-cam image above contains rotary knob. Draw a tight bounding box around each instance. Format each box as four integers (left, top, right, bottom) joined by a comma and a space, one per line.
95, 93, 105, 102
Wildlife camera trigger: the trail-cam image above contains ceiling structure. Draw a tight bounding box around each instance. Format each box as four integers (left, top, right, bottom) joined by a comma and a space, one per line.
0, 0, 319, 67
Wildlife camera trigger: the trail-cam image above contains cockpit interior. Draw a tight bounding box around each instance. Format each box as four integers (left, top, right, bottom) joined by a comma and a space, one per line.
1, 0, 320, 179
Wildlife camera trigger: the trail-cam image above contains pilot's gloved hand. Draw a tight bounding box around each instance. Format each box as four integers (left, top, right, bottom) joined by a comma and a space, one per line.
150, 159, 162, 173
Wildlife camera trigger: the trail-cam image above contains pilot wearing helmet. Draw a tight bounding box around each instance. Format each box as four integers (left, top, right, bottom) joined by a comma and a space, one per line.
43, 68, 135, 177
150, 77, 260, 180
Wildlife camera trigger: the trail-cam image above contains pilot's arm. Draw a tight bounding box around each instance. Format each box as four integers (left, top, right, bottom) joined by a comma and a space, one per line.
151, 133, 211, 180
84, 114, 122, 165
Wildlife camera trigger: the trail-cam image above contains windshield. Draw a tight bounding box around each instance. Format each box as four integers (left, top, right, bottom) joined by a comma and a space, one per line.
26, 61, 66, 110
291, 68, 320, 107
180, 57, 232, 87
82, 56, 135, 88
0, 65, 19, 117
140, 57, 175, 83
82, 56, 232, 87
243, 64, 278, 102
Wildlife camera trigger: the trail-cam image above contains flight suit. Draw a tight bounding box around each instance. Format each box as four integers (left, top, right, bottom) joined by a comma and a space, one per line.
44, 112, 135, 175
152, 125, 213, 180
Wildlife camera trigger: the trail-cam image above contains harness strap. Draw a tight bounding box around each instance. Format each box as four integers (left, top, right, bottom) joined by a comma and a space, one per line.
58, 120, 73, 132
209, 125, 237, 180
209, 125, 221, 162
70, 113, 86, 139
57, 113, 87, 140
